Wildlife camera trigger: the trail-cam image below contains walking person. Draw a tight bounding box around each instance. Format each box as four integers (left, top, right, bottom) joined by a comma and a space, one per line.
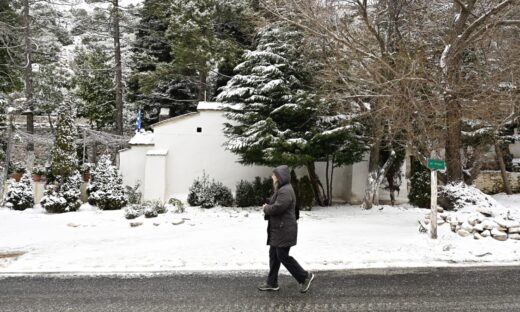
258, 165, 315, 293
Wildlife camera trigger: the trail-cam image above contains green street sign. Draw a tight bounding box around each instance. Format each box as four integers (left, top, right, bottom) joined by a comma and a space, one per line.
427, 159, 445, 170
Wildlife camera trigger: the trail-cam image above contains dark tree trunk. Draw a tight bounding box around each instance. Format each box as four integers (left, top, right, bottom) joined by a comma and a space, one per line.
306, 161, 325, 206
23, 0, 34, 160
495, 143, 512, 195
445, 94, 463, 183
113, 0, 124, 135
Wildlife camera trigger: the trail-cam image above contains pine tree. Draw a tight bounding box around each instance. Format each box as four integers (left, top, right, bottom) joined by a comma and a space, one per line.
4, 172, 34, 210
127, 0, 198, 126
217, 22, 368, 205
74, 46, 116, 130
0, 0, 23, 93
50, 99, 78, 177
217, 23, 316, 167
167, 0, 251, 100
41, 99, 81, 213
87, 154, 127, 210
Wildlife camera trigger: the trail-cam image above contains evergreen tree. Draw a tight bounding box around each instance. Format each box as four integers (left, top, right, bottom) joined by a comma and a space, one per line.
87, 154, 127, 210
50, 99, 78, 177
127, 0, 197, 126
217, 23, 316, 167
74, 46, 116, 130
0, 0, 23, 93
4, 172, 34, 210
41, 99, 82, 213
217, 22, 367, 205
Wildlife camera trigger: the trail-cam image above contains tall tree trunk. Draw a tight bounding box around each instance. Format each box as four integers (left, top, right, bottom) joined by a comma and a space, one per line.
23, 0, 34, 168
0, 114, 14, 202
363, 149, 396, 209
495, 143, 512, 195
306, 161, 325, 206
113, 0, 124, 135
329, 155, 335, 206
445, 94, 463, 183
198, 71, 207, 101
362, 136, 381, 209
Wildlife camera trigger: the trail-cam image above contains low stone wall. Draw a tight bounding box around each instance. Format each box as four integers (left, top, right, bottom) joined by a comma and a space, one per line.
474, 171, 520, 194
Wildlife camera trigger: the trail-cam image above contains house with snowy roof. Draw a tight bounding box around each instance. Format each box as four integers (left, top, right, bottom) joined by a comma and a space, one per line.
119, 102, 409, 204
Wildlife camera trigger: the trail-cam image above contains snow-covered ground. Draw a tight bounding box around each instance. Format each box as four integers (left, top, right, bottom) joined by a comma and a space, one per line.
1, 194, 519, 275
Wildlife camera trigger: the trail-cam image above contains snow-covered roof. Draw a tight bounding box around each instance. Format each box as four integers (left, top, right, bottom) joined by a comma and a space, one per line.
197, 101, 242, 111
128, 130, 154, 145
151, 112, 200, 129
147, 149, 168, 156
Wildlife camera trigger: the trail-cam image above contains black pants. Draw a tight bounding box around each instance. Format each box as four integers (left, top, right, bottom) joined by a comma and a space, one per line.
267, 246, 308, 286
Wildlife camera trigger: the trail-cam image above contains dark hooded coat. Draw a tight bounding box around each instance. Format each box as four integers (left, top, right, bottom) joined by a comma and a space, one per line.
263, 165, 298, 247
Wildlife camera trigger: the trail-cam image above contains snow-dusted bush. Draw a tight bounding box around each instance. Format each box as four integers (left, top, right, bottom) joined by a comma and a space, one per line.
253, 176, 273, 206
124, 205, 143, 220
167, 197, 184, 213
187, 172, 234, 208
236, 180, 256, 207
87, 155, 127, 210
41, 172, 82, 213
298, 176, 314, 211
125, 181, 142, 205
142, 201, 166, 218
4, 173, 34, 210
438, 182, 500, 211
408, 160, 431, 208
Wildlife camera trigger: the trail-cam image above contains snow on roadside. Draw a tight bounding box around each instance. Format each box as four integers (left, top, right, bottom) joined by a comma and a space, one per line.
0, 195, 519, 275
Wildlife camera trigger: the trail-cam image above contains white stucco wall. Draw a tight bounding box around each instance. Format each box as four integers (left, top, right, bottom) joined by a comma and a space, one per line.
144, 150, 168, 202
153, 110, 274, 200
119, 145, 153, 193
119, 106, 409, 204
510, 141, 520, 158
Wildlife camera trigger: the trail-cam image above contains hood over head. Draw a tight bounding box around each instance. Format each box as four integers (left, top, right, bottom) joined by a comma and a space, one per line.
273, 165, 291, 187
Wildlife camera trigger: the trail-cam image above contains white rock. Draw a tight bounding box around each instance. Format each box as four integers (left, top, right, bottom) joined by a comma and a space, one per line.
457, 229, 471, 237
460, 222, 473, 233
481, 230, 491, 237
494, 217, 510, 228
468, 215, 481, 226
130, 222, 143, 228
424, 219, 430, 225
438, 219, 446, 225
437, 206, 444, 213
491, 228, 508, 241
473, 223, 484, 232
473, 232, 483, 240
477, 207, 495, 217
509, 234, 520, 240
508, 227, 520, 234
481, 219, 499, 230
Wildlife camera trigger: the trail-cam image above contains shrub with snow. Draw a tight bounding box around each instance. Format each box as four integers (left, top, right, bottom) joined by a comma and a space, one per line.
125, 182, 142, 205
187, 172, 234, 208
167, 197, 184, 213
87, 155, 127, 210
4, 173, 34, 211
41, 172, 82, 213
438, 182, 500, 211
143, 201, 167, 218
253, 176, 273, 206
236, 180, 256, 207
124, 205, 143, 220
408, 160, 431, 208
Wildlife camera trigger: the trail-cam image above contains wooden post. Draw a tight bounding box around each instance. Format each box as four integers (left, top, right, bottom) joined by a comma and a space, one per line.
430, 169, 438, 239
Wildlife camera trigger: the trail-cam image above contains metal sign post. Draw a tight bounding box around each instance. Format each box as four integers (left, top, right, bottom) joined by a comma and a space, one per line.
427, 159, 445, 239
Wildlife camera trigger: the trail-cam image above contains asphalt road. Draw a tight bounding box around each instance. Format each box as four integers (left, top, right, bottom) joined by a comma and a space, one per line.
1, 266, 520, 311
